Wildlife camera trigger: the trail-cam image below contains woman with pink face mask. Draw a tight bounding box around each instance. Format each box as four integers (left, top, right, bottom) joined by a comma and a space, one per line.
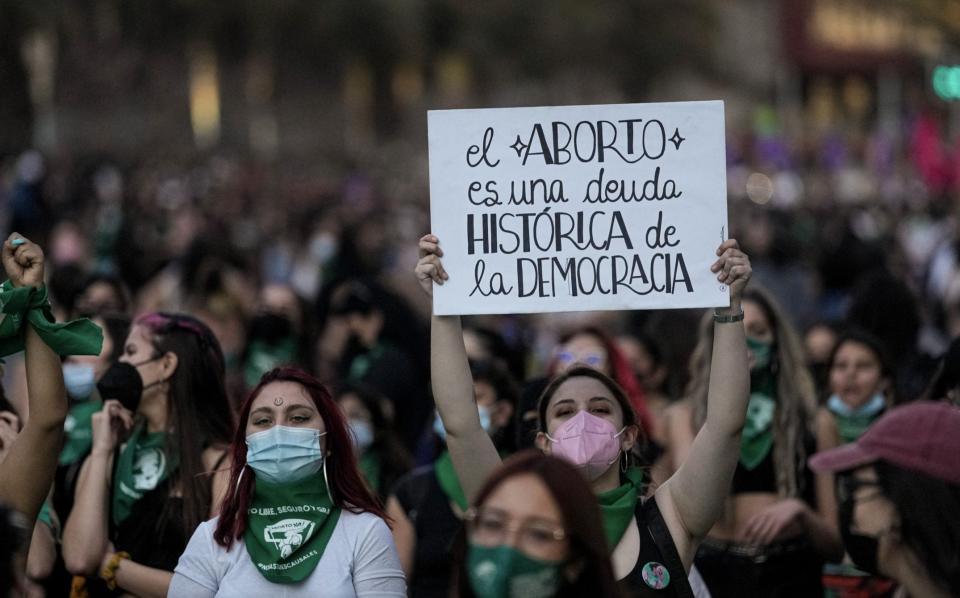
415, 234, 752, 597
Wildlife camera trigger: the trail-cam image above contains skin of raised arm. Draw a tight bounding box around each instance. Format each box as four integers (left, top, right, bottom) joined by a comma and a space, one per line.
656, 241, 751, 564
62, 453, 112, 575
431, 314, 502, 504
0, 325, 67, 520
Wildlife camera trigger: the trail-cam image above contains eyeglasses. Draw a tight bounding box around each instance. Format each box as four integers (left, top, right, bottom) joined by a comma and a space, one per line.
465, 507, 566, 555
556, 351, 605, 368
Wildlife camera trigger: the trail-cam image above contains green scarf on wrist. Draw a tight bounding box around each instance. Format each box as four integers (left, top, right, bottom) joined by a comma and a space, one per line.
244, 472, 341, 583
111, 421, 176, 526
597, 466, 643, 550
0, 281, 102, 357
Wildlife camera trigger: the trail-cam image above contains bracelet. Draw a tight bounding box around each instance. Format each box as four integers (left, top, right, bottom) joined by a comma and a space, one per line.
713, 308, 744, 323
100, 551, 130, 591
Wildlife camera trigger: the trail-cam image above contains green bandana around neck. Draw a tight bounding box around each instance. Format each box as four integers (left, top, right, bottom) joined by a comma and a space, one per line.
832, 411, 881, 444
435, 451, 469, 511
597, 466, 643, 550
0, 281, 103, 358
740, 392, 775, 470
112, 421, 176, 526
244, 472, 341, 584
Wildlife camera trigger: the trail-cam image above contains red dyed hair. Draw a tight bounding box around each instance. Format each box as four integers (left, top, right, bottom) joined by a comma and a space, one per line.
547, 327, 654, 437
213, 367, 388, 549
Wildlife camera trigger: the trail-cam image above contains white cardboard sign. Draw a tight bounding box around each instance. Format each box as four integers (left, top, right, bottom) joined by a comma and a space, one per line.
428, 100, 728, 315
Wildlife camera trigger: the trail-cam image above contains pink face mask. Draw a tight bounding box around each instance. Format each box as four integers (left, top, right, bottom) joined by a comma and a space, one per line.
545, 410, 625, 480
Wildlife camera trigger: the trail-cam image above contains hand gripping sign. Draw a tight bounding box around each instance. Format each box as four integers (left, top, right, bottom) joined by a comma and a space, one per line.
428, 100, 728, 315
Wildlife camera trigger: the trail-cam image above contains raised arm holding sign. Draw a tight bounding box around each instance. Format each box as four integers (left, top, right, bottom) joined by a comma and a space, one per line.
418, 100, 752, 591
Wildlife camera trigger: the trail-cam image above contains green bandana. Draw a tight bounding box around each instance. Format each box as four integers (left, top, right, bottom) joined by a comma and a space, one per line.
359, 451, 382, 495
467, 544, 562, 598
243, 337, 298, 389
244, 472, 341, 583
0, 281, 102, 357
435, 451, 469, 511
347, 342, 388, 381
597, 466, 643, 549
740, 392, 775, 470
59, 399, 103, 465
111, 421, 176, 526
834, 413, 880, 444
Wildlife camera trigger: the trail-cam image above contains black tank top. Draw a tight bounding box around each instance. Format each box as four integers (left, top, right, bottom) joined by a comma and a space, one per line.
730, 449, 777, 494
619, 498, 695, 597
392, 465, 463, 598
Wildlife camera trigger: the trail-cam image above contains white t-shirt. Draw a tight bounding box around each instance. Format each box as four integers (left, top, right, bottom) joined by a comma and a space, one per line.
168, 511, 406, 597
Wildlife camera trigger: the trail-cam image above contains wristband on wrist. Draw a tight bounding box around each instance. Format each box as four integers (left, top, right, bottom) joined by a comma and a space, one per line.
100, 551, 130, 591
713, 308, 744, 323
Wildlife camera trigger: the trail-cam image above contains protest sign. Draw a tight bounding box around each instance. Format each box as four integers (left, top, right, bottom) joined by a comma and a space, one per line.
428, 100, 728, 315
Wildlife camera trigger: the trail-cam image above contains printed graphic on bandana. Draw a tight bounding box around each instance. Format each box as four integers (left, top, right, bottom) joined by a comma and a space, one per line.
132, 448, 166, 490
745, 393, 774, 433
264, 518, 317, 559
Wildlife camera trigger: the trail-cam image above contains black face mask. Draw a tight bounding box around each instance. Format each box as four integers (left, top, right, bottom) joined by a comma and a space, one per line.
96, 362, 145, 412
249, 312, 295, 345
839, 493, 881, 575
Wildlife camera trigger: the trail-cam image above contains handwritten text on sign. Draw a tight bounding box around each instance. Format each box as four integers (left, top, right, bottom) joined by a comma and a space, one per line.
428, 101, 728, 315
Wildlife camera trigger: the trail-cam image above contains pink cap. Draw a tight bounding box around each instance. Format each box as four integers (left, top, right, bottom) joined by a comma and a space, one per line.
809, 401, 960, 485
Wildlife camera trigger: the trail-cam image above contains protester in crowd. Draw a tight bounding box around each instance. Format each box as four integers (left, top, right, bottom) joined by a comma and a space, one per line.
817, 330, 893, 448
56, 314, 131, 499
815, 330, 896, 596
667, 286, 841, 596
169, 367, 406, 596
241, 283, 312, 392
319, 278, 430, 451
548, 328, 654, 439
336, 383, 412, 499
75, 273, 133, 318
387, 358, 517, 597
516, 327, 654, 454
416, 233, 751, 596
810, 401, 960, 598
450, 451, 622, 598
63, 312, 233, 596
0, 233, 101, 598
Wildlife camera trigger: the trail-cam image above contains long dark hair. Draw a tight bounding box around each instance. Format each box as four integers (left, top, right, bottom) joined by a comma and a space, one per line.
136, 312, 234, 538
454, 451, 623, 598
876, 460, 960, 595
214, 367, 388, 549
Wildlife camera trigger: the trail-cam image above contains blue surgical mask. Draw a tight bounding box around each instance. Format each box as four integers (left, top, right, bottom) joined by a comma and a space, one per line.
827, 393, 886, 417
434, 405, 492, 440
63, 363, 96, 400
348, 419, 374, 453
246, 425, 326, 484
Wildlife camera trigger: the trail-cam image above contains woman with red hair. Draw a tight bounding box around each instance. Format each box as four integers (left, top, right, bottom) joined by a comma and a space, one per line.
168, 367, 405, 596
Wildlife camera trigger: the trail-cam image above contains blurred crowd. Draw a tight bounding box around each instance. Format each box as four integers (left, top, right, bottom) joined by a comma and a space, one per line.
1, 100, 960, 597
